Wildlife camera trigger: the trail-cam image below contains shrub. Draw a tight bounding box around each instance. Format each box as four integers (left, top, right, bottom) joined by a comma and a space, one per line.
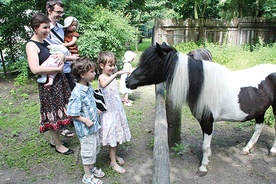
78, 6, 138, 69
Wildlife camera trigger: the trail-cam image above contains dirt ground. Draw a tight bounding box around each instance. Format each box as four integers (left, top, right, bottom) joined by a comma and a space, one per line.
1, 79, 276, 184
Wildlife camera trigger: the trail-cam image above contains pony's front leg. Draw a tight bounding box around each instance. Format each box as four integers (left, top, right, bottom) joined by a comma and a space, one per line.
197, 133, 213, 177
242, 123, 264, 154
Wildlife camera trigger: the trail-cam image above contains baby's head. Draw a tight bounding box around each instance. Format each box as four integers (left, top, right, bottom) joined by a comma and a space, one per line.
47, 44, 70, 56
71, 57, 96, 81
124, 51, 137, 63
63, 16, 79, 31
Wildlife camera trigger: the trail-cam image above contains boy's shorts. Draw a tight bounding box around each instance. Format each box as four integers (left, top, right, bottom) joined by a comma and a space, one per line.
80, 132, 100, 165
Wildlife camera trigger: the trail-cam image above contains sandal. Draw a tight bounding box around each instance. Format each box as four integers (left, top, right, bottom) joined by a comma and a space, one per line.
124, 102, 132, 106
60, 129, 74, 138
49, 141, 69, 148
116, 156, 125, 165
110, 163, 126, 174
90, 167, 105, 178
82, 175, 103, 184
91, 178, 103, 184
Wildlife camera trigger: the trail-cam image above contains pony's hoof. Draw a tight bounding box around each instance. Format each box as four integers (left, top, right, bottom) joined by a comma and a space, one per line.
196, 170, 207, 177
241, 149, 250, 155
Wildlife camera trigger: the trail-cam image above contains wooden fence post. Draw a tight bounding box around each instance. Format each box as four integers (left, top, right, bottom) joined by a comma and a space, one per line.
153, 83, 170, 184
166, 93, 182, 148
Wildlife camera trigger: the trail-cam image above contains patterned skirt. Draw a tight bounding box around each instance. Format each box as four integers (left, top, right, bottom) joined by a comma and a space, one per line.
38, 73, 71, 133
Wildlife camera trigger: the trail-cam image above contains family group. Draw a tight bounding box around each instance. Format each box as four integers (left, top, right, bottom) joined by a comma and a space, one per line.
25, 1, 136, 184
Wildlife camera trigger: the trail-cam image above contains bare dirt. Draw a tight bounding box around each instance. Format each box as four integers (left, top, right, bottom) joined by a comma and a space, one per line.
1, 79, 276, 184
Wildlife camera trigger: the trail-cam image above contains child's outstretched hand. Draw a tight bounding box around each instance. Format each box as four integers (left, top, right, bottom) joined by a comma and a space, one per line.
117, 70, 130, 75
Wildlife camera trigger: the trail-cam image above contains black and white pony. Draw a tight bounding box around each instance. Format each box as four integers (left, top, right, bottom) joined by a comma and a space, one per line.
126, 42, 276, 176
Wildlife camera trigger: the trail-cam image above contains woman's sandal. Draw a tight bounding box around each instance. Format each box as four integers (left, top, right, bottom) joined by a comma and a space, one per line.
49, 140, 69, 148
110, 163, 126, 174
90, 167, 105, 178
116, 156, 125, 165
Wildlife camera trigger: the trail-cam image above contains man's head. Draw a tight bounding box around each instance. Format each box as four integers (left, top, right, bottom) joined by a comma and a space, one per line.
46, 0, 64, 23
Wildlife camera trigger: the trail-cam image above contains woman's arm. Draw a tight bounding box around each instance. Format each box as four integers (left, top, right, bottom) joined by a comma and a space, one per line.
26, 42, 64, 75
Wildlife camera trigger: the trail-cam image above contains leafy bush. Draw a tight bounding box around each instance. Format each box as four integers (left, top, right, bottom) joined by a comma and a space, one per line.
14, 57, 29, 85
77, 6, 138, 69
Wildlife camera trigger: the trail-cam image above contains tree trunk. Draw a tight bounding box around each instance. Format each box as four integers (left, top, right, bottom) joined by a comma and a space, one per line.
0, 50, 7, 77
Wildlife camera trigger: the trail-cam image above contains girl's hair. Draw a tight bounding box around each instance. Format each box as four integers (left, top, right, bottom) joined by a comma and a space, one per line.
30, 12, 51, 30
46, 0, 64, 15
97, 51, 117, 73
71, 57, 96, 81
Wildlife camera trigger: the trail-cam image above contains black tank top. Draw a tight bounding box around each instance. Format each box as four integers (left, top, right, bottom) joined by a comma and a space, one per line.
28, 40, 50, 65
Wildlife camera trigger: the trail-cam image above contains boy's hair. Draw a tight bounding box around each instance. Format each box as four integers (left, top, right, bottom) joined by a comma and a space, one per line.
31, 12, 50, 30
71, 57, 96, 81
97, 51, 117, 73
46, 0, 64, 15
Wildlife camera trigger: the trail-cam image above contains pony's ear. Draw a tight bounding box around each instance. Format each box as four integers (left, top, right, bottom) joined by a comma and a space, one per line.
161, 42, 168, 46
156, 42, 167, 57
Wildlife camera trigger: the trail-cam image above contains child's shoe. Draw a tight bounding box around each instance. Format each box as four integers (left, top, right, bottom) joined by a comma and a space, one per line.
82, 175, 103, 184
90, 167, 105, 178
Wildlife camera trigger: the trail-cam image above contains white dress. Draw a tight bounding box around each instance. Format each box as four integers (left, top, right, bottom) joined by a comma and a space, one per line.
99, 76, 131, 147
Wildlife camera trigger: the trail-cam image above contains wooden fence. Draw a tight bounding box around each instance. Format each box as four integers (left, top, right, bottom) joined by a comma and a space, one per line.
153, 83, 170, 184
153, 17, 276, 45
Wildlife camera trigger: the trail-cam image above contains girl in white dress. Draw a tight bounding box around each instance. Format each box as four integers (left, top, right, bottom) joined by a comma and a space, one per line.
119, 51, 137, 106
97, 51, 131, 174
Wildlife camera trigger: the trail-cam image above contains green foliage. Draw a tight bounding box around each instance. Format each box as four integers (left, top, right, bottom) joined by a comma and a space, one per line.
147, 137, 154, 150
264, 107, 274, 127
0, 0, 34, 63
171, 143, 185, 156
13, 57, 29, 85
218, 0, 276, 20
77, 6, 138, 66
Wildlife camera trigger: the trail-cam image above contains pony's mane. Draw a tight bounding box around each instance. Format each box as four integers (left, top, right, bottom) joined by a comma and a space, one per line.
169, 52, 231, 120
139, 43, 178, 83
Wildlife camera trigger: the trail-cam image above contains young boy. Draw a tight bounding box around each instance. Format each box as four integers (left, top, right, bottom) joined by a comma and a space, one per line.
67, 57, 105, 184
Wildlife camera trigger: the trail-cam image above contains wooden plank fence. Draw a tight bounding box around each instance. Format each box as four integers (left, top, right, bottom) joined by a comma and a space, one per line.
153, 17, 276, 45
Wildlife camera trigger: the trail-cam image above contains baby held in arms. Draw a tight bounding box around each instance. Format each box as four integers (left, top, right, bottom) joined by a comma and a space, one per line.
37, 44, 70, 87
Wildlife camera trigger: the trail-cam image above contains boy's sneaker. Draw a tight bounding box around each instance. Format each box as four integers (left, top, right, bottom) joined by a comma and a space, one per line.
82, 175, 103, 184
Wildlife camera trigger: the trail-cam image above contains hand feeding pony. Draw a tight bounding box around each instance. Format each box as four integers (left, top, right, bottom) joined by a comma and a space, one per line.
126, 42, 276, 176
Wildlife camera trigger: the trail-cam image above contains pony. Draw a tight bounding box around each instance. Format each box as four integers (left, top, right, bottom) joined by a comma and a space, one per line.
126, 42, 276, 176
187, 48, 212, 61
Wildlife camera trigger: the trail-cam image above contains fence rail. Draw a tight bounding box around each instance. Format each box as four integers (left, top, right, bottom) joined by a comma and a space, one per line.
153, 17, 276, 45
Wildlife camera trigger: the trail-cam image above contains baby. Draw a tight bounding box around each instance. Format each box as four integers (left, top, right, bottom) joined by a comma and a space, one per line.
37, 44, 70, 86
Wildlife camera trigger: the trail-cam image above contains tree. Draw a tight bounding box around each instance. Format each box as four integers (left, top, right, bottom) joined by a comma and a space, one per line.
218, 0, 276, 20
0, 0, 36, 74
